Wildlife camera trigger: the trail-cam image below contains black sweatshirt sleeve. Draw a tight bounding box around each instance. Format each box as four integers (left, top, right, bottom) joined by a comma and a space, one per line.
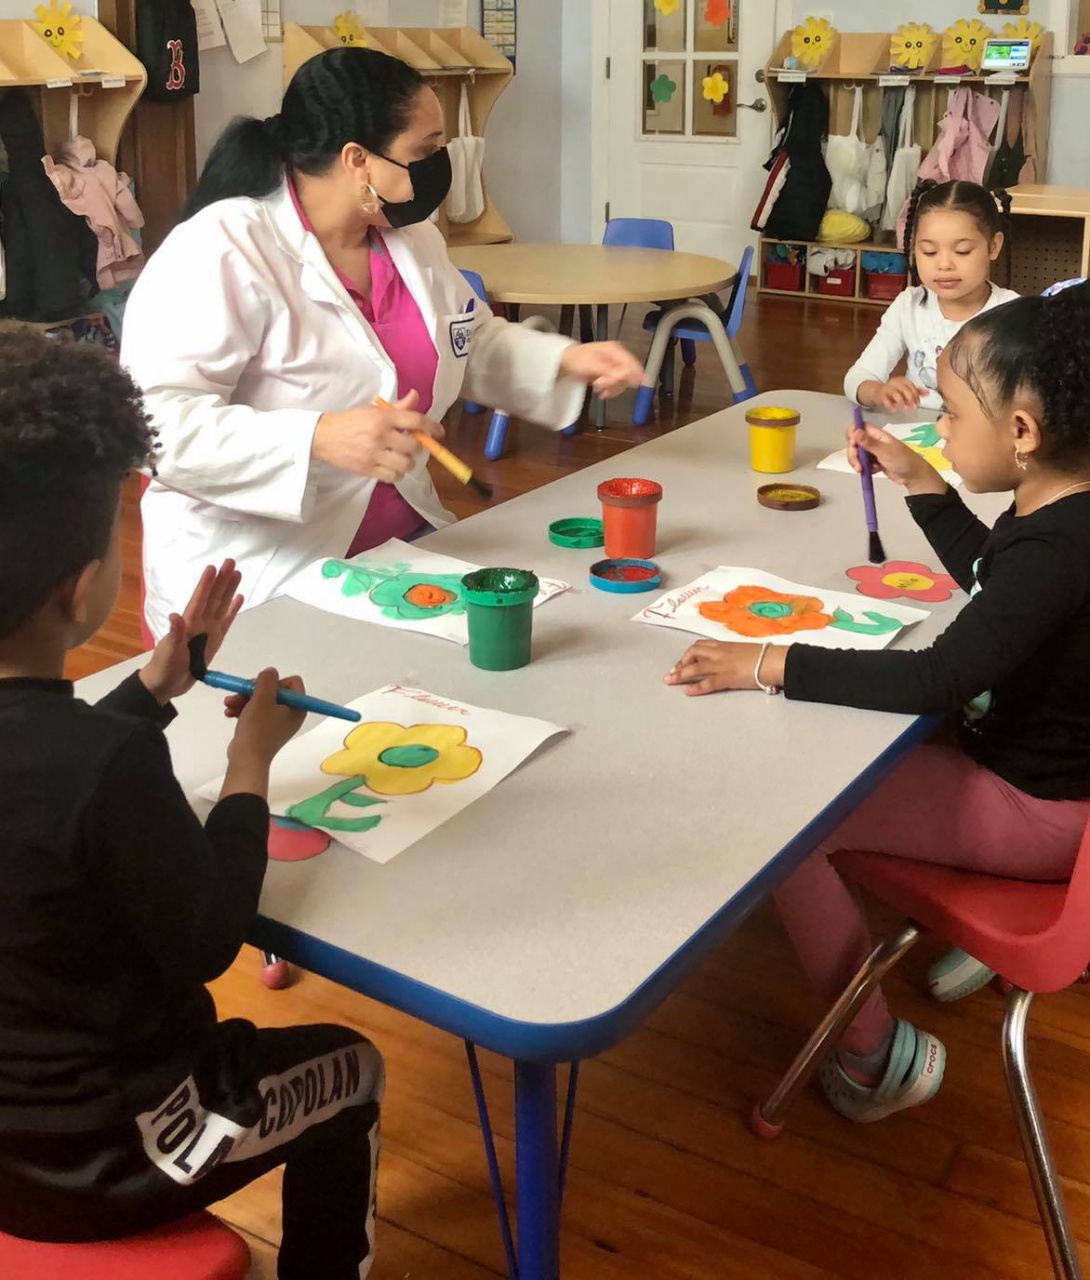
81, 723, 268, 985
906, 488, 992, 592
785, 528, 1085, 714
94, 671, 177, 730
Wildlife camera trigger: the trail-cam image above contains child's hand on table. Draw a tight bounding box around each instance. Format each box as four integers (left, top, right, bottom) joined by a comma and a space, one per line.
558, 342, 645, 400
847, 423, 948, 497
859, 377, 922, 412
139, 560, 244, 706
221, 668, 307, 800
665, 641, 787, 696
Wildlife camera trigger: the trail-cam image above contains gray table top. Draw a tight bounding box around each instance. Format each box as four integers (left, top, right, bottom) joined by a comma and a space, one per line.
77, 392, 1005, 1036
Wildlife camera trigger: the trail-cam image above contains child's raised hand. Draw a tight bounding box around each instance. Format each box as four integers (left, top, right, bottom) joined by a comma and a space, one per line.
874, 377, 922, 412
140, 560, 244, 705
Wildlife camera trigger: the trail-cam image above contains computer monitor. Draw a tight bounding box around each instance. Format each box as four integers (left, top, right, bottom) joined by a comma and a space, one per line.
981, 38, 1033, 73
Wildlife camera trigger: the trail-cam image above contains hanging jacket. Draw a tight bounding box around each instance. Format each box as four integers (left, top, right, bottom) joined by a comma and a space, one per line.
761, 82, 832, 243
0, 90, 91, 322
43, 137, 145, 291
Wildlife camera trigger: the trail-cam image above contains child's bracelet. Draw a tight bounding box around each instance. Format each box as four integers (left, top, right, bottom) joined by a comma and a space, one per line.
754, 642, 782, 696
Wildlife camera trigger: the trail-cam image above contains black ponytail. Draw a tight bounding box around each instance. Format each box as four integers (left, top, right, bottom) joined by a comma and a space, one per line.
947, 283, 1090, 467
903, 179, 1012, 291
184, 48, 425, 220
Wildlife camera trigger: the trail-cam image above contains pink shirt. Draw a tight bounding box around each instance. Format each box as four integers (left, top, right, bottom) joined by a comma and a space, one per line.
289, 181, 437, 554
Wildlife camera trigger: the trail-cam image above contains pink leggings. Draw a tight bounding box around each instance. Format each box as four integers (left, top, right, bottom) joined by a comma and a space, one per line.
774, 745, 1090, 1056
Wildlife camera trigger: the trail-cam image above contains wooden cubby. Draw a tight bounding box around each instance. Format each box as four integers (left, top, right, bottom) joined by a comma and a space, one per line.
759, 28, 1053, 307
0, 16, 145, 167
282, 23, 513, 248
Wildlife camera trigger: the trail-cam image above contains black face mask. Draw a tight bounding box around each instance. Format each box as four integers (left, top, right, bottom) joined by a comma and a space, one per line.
375, 148, 452, 227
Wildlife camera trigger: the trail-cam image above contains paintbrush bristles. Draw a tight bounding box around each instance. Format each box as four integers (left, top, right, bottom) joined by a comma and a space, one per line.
468, 475, 494, 500
869, 531, 886, 565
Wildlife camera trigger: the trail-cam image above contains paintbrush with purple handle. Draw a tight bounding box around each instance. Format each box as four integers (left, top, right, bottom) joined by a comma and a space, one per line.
853, 405, 886, 564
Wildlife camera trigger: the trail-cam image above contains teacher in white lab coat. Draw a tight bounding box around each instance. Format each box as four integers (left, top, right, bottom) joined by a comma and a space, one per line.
123, 47, 643, 640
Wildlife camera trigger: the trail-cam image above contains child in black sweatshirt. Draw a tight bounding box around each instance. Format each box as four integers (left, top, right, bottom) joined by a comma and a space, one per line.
0, 331, 383, 1279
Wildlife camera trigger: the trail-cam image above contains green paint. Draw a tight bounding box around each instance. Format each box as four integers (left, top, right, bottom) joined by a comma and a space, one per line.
831, 608, 904, 636
378, 744, 440, 769
286, 775, 384, 833
749, 601, 794, 620
321, 559, 410, 599
905, 423, 941, 449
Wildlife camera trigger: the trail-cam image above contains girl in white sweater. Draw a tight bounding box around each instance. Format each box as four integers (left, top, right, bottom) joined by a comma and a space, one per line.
845, 181, 1019, 413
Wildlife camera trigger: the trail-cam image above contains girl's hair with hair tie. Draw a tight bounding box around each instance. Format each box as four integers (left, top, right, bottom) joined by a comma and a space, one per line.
902, 179, 1013, 291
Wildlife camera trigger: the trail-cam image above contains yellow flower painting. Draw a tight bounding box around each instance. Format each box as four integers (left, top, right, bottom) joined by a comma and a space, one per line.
322, 721, 482, 796
891, 22, 937, 71
791, 15, 836, 70
32, 1, 84, 60
943, 18, 990, 71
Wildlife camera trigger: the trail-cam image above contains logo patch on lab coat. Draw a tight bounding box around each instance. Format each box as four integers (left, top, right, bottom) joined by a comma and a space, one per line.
449, 317, 474, 358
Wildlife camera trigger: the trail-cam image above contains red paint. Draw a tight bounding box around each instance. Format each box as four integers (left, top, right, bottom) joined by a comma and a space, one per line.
267, 819, 332, 862
597, 478, 663, 559
599, 562, 658, 582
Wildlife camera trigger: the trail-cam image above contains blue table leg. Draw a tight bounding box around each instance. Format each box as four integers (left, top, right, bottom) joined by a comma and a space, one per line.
515, 1061, 561, 1280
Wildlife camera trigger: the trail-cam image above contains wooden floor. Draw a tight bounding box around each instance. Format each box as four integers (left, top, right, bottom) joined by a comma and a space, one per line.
69, 296, 1090, 1278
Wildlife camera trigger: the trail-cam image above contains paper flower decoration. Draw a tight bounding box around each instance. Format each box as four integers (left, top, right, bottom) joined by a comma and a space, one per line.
333, 10, 367, 45
1001, 17, 1042, 53
891, 22, 937, 71
847, 561, 959, 603
943, 18, 991, 71
704, 0, 730, 28
702, 70, 729, 105
321, 722, 482, 796
32, 1, 84, 60
650, 73, 677, 104
791, 16, 836, 70
654, 0, 681, 15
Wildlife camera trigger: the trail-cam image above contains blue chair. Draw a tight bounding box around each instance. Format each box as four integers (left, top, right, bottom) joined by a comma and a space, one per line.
634, 243, 757, 425
459, 269, 488, 416
603, 217, 675, 251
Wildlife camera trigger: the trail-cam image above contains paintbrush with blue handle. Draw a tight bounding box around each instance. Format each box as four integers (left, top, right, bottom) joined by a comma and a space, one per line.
853, 405, 886, 564
187, 634, 361, 723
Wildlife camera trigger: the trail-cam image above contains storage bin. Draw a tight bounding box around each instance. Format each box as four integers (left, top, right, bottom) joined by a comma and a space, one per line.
818, 269, 855, 297
766, 260, 805, 291
864, 271, 908, 301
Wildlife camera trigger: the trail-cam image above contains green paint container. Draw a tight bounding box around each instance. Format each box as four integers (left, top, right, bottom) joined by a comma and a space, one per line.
461, 568, 539, 671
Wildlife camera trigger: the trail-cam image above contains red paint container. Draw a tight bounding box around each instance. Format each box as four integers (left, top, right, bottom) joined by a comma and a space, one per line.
597, 477, 663, 559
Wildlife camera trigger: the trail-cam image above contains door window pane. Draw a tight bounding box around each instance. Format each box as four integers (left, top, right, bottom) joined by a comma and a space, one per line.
695, 0, 739, 53
643, 0, 688, 53
693, 60, 737, 137
643, 59, 686, 134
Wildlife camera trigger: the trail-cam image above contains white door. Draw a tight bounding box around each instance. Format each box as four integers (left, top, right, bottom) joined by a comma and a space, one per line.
605, 0, 779, 264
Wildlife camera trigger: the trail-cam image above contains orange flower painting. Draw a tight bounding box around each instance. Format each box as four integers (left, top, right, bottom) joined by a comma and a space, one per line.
698, 585, 836, 638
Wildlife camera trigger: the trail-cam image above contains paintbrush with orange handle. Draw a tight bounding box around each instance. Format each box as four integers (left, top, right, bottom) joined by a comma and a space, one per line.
375, 397, 493, 500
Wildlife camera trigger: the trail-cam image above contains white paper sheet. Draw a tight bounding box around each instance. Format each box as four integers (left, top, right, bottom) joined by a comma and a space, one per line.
633, 566, 929, 649
818, 421, 963, 488
277, 539, 569, 645
440, 0, 467, 25
192, 0, 226, 50
213, 0, 267, 63
198, 685, 567, 864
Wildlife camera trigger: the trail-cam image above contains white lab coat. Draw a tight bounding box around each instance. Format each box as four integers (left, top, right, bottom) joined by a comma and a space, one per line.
122, 182, 584, 639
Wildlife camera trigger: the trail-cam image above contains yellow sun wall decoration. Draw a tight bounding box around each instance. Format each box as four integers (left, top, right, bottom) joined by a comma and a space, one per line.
891, 22, 938, 71
791, 15, 836, 70
32, 1, 84, 60
1001, 17, 1042, 54
942, 17, 992, 71
333, 10, 367, 45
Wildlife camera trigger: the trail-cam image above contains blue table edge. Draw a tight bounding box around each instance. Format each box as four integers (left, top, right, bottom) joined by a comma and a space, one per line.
251, 713, 938, 1065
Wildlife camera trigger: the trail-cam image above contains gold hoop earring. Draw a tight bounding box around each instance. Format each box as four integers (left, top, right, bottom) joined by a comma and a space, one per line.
360, 184, 382, 216
1015, 450, 1030, 472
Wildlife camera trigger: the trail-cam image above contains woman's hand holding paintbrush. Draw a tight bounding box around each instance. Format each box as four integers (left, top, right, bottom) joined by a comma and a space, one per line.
312, 390, 444, 483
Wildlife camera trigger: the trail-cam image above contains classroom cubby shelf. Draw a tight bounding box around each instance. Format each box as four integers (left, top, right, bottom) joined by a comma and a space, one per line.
759, 29, 1053, 309
0, 17, 145, 167
283, 23, 513, 248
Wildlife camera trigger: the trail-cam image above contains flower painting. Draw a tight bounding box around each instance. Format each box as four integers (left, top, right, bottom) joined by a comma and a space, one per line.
847, 561, 959, 603
818, 423, 963, 488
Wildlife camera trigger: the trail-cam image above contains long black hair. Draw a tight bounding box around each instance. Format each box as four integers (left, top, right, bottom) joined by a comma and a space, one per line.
902, 179, 1013, 289
946, 283, 1090, 467
184, 48, 425, 220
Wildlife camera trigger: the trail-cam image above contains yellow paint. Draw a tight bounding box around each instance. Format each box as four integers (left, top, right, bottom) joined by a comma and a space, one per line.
749, 423, 797, 475
322, 722, 482, 796
746, 406, 798, 422
791, 16, 836, 70
32, 1, 84, 59
882, 572, 934, 592
907, 442, 953, 473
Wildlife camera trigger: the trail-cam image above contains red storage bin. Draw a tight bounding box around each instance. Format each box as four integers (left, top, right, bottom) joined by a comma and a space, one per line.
818, 269, 855, 298
864, 271, 908, 301
766, 260, 804, 292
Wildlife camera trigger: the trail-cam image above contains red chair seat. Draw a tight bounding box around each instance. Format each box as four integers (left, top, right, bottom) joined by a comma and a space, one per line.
834, 850, 1080, 994
0, 1211, 251, 1280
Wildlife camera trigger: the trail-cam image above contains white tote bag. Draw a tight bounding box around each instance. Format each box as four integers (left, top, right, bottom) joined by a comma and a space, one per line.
446, 83, 486, 224
825, 86, 868, 216
863, 128, 888, 224
882, 85, 921, 234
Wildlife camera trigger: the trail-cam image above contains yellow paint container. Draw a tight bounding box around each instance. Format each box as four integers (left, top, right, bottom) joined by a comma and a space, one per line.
745, 407, 801, 474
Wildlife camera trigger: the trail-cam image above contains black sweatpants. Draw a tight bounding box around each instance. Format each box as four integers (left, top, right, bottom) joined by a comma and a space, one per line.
0, 1021, 384, 1280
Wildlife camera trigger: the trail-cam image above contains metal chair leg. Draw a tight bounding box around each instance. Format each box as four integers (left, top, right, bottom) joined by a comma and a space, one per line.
1002, 989, 1084, 1280
753, 922, 921, 1136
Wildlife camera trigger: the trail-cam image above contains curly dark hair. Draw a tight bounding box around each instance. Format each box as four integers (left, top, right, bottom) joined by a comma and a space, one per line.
946, 283, 1090, 467
0, 329, 154, 638
903, 179, 1013, 289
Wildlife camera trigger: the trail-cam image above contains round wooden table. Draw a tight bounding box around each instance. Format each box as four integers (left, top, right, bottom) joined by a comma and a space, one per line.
449, 244, 740, 428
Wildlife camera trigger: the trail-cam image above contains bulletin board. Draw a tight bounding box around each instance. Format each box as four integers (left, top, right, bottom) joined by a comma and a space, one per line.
481, 0, 516, 69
